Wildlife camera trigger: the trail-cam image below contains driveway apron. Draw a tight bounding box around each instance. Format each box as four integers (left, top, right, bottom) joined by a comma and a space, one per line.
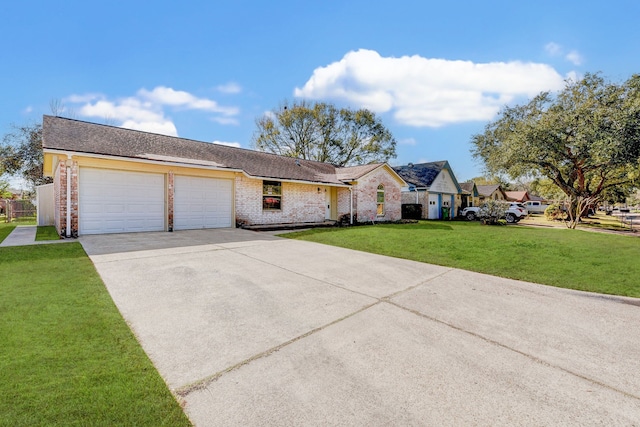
80, 229, 640, 426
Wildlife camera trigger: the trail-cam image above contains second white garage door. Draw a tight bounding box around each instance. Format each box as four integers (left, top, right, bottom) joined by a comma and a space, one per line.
174, 176, 233, 230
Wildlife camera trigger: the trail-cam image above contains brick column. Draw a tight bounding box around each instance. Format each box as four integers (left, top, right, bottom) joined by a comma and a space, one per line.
167, 171, 174, 231
70, 161, 79, 236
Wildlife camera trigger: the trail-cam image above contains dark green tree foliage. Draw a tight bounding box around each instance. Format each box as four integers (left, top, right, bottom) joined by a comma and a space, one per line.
471, 73, 640, 228
1, 122, 52, 189
252, 100, 397, 166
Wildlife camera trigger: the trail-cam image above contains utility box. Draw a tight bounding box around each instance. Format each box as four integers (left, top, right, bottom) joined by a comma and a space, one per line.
401, 204, 422, 220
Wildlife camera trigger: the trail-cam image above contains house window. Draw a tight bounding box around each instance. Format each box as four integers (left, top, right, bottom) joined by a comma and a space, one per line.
376, 184, 385, 216
263, 181, 282, 210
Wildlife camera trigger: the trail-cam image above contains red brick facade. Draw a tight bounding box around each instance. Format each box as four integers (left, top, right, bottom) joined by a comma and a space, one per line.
53, 160, 79, 237
167, 171, 174, 231
351, 167, 402, 223
235, 167, 402, 226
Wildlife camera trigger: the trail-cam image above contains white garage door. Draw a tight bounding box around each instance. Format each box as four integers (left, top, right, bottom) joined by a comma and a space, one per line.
79, 168, 165, 235
174, 176, 233, 230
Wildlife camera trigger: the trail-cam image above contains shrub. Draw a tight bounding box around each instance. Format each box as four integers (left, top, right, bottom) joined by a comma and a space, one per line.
544, 204, 566, 221
478, 200, 510, 225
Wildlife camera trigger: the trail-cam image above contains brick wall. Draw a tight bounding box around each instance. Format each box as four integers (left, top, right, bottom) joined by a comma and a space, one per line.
353, 168, 402, 223
235, 177, 326, 225
337, 188, 352, 221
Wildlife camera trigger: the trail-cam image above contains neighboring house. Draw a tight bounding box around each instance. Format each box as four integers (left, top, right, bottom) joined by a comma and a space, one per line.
393, 161, 462, 219
505, 191, 531, 202
41, 116, 406, 236
459, 181, 480, 211
477, 184, 507, 202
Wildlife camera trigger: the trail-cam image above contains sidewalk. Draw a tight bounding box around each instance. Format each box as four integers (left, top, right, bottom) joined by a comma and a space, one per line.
0, 225, 72, 247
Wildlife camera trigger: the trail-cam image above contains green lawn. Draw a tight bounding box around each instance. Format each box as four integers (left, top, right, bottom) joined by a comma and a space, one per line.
284, 221, 640, 298
0, 222, 16, 243
35, 225, 60, 241
0, 243, 191, 426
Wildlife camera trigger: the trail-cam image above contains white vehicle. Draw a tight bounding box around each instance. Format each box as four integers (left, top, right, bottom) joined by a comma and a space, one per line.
461, 203, 528, 223
524, 200, 549, 214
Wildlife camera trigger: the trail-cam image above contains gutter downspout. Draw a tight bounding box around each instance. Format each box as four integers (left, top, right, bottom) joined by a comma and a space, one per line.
65, 157, 72, 237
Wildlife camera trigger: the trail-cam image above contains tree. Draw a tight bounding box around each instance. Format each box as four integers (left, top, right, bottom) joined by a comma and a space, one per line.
252, 100, 397, 166
1, 122, 52, 189
0, 176, 11, 199
471, 73, 640, 228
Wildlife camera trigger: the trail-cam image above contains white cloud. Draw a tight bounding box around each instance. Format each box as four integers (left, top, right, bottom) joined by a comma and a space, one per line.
65, 93, 102, 103
212, 140, 241, 148
212, 117, 240, 125
565, 50, 583, 66
138, 86, 239, 116
294, 49, 567, 127
79, 98, 164, 123
399, 137, 417, 145
545, 42, 584, 66
545, 42, 562, 56
216, 82, 242, 94
121, 120, 178, 136
66, 86, 240, 137
23, 106, 33, 114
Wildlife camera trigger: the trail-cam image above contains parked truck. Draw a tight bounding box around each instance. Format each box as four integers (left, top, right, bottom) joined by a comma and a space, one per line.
461, 203, 528, 223
524, 200, 549, 214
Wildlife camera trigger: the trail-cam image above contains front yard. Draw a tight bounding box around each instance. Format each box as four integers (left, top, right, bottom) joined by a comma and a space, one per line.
0, 242, 190, 426
284, 221, 640, 298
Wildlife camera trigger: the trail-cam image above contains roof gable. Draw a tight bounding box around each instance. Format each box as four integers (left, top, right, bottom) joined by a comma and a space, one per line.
460, 181, 479, 196
477, 184, 507, 199
505, 191, 530, 202
393, 161, 461, 193
338, 163, 407, 186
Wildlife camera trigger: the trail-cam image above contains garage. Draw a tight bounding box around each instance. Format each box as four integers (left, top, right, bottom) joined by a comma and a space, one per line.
173, 176, 233, 230
79, 168, 165, 235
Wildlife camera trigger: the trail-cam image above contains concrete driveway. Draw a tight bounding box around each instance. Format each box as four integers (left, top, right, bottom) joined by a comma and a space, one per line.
80, 229, 640, 426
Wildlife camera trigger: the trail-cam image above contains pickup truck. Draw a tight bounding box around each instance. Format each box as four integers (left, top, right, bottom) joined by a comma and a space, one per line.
461, 203, 529, 223
524, 200, 549, 214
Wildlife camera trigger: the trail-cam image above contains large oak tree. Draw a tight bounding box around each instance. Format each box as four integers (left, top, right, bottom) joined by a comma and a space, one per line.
471, 73, 640, 228
252, 100, 397, 166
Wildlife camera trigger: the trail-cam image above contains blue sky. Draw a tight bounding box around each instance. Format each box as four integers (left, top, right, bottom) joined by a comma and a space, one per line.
2, 0, 639, 186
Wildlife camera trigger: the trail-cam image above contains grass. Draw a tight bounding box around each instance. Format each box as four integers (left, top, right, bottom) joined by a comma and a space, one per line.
0, 221, 16, 243
5, 216, 37, 225
35, 225, 60, 241
284, 221, 640, 298
0, 243, 191, 426
520, 212, 637, 232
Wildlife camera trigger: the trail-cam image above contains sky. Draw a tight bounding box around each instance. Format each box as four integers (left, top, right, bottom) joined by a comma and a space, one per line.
2, 0, 640, 188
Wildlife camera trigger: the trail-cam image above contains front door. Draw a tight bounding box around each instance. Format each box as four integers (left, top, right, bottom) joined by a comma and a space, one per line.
325, 188, 331, 219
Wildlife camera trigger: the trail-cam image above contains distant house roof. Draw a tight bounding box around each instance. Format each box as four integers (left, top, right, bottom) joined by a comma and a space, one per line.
42, 116, 400, 186
393, 161, 446, 188
505, 191, 530, 202
393, 161, 461, 194
460, 181, 480, 197
477, 184, 507, 199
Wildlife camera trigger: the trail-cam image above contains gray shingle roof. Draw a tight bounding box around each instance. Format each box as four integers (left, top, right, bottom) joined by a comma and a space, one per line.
393, 161, 447, 187
476, 184, 503, 197
42, 116, 383, 185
